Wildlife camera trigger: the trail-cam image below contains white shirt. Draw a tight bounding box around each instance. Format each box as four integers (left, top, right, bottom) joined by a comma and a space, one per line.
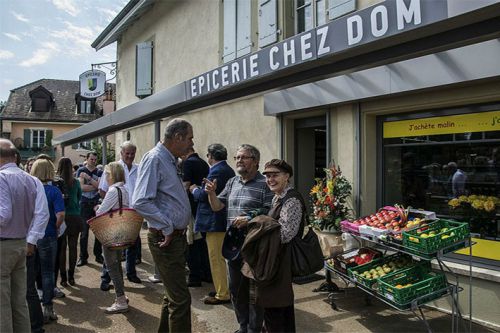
27, 176, 50, 245
95, 182, 129, 215
98, 160, 138, 198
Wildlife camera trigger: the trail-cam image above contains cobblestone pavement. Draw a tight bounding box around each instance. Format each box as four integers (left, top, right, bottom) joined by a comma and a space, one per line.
44, 229, 497, 333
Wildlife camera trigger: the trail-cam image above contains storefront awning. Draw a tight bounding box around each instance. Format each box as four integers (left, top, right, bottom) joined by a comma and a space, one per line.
54, 0, 500, 146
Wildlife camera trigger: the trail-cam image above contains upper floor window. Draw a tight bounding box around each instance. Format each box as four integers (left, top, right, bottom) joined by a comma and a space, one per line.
75, 94, 95, 114
223, 0, 253, 63
296, 0, 355, 33
29, 86, 53, 112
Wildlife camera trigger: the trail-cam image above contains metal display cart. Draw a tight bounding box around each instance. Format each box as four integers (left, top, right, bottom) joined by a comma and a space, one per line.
324, 233, 473, 333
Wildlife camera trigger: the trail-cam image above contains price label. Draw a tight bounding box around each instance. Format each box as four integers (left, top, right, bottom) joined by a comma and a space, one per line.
385, 293, 395, 301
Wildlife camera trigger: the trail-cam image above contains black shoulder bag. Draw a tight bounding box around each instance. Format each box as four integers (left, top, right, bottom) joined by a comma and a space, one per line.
290, 197, 325, 277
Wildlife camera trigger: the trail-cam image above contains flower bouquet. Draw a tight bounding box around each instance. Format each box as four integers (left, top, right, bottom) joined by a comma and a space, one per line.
310, 163, 353, 232
448, 194, 499, 236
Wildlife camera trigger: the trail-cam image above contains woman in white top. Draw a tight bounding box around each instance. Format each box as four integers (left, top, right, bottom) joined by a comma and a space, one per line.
95, 162, 130, 314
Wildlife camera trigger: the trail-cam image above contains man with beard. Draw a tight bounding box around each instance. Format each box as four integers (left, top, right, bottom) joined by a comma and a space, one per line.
204, 144, 273, 333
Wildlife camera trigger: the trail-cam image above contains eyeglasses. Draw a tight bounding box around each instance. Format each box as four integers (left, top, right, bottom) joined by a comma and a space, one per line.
264, 172, 283, 179
234, 155, 254, 161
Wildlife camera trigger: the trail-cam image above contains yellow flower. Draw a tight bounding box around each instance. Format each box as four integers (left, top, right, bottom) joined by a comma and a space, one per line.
448, 198, 460, 208
326, 180, 334, 193
468, 195, 478, 203
478, 195, 487, 201
310, 185, 320, 195
471, 200, 484, 210
458, 195, 468, 203
484, 200, 496, 212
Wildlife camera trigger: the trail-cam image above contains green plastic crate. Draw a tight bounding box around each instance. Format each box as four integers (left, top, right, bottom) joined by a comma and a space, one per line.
378, 264, 447, 306
402, 219, 469, 255
348, 253, 416, 288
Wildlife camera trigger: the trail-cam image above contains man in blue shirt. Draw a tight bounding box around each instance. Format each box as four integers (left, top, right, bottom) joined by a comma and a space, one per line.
133, 119, 194, 333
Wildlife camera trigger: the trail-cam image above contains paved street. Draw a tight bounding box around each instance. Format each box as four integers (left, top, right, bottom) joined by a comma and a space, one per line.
45, 229, 497, 333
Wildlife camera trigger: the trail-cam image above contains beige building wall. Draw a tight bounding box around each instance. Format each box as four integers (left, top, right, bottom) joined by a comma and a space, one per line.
11, 122, 85, 165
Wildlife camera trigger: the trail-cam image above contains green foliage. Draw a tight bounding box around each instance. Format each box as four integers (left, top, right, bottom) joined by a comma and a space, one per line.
91, 139, 115, 164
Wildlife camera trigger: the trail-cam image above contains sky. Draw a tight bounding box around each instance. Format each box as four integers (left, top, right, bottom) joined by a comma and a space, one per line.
0, 0, 129, 102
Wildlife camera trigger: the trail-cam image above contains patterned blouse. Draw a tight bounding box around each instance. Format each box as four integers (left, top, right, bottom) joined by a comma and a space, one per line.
273, 185, 303, 244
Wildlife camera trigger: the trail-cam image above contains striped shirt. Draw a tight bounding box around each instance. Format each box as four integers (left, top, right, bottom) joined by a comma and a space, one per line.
218, 172, 273, 229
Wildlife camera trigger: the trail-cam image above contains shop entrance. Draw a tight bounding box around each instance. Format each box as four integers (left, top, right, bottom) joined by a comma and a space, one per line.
294, 116, 327, 207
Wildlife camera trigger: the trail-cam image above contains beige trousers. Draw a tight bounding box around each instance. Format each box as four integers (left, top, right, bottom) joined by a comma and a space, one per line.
206, 232, 230, 300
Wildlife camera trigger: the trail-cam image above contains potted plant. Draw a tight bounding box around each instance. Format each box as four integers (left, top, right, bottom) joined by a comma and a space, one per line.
309, 162, 353, 233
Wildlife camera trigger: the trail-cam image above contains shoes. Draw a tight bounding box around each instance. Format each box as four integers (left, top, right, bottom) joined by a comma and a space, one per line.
100, 281, 111, 291
203, 296, 231, 305
53, 287, 65, 298
187, 281, 202, 287
127, 275, 142, 284
95, 256, 104, 264
148, 275, 161, 283
105, 296, 129, 314
68, 277, 75, 286
60, 281, 68, 288
42, 305, 58, 323
76, 258, 87, 267
208, 291, 216, 297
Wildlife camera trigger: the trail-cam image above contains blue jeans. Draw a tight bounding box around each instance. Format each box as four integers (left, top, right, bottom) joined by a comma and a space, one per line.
228, 258, 264, 333
36, 236, 57, 306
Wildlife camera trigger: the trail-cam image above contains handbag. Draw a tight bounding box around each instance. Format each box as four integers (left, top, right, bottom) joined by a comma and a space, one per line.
290, 224, 325, 277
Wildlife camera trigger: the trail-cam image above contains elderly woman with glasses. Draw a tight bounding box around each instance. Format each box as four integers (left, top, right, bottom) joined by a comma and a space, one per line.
242, 159, 305, 333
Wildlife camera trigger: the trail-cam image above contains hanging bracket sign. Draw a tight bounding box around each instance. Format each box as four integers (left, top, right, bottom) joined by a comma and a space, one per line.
79, 70, 106, 98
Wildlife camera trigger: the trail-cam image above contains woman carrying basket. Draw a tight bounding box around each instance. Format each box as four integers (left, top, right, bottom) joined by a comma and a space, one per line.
94, 162, 130, 314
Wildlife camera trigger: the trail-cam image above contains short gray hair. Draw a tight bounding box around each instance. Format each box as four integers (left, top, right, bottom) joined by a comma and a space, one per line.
164, 119, 192, 140
237, 144, 260, 162
120, 141, 137, 150
0, 139, 16, 159
208, 143, 227, 161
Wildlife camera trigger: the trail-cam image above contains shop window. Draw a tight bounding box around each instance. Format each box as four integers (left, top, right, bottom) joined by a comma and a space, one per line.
136, 41, 154, 97
379, 107, 500, 266
327, 0, 355, 20
223, 0, 252, 62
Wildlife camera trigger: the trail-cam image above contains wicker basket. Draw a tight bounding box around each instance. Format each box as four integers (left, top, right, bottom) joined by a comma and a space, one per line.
88, 208, 143, 250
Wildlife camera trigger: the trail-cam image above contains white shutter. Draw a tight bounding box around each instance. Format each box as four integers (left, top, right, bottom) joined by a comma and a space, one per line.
236, 0, 251, 57
258, 0, 277, 48
135, 41, 153, 97
223, 0, 237, 62
328, 0, 355, 20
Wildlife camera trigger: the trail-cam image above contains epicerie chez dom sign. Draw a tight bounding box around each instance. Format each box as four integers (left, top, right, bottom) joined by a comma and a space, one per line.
79, 70, 106, 98
188, 0, 447, 99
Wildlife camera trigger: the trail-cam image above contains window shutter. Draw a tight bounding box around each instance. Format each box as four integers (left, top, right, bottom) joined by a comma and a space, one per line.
24, 129, 31, 148
223, 0, 237, 62
258, 0, 277, 48
328, 0, 355, 20
45, 130, 53, 147
136, 41, 153, 97
236, 0, 252, 57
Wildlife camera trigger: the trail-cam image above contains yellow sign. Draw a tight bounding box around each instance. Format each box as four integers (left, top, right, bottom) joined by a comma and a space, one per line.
383, 111, 500, 138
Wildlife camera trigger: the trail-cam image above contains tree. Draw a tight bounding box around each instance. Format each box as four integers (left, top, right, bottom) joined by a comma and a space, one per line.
0, 100, 6, 113
91, 138, 115, 165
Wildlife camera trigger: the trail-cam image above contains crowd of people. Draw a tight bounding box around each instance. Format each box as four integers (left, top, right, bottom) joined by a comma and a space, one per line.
1, 118, 309, 333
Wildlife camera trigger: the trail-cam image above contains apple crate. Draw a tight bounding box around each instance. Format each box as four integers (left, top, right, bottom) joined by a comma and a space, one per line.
378, 264, 447, 307
348, 253, 416, 289
340, 220, 360, 235
359, 225, 389, 242
402, 219, 469, 255
332, 247, 382, 275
